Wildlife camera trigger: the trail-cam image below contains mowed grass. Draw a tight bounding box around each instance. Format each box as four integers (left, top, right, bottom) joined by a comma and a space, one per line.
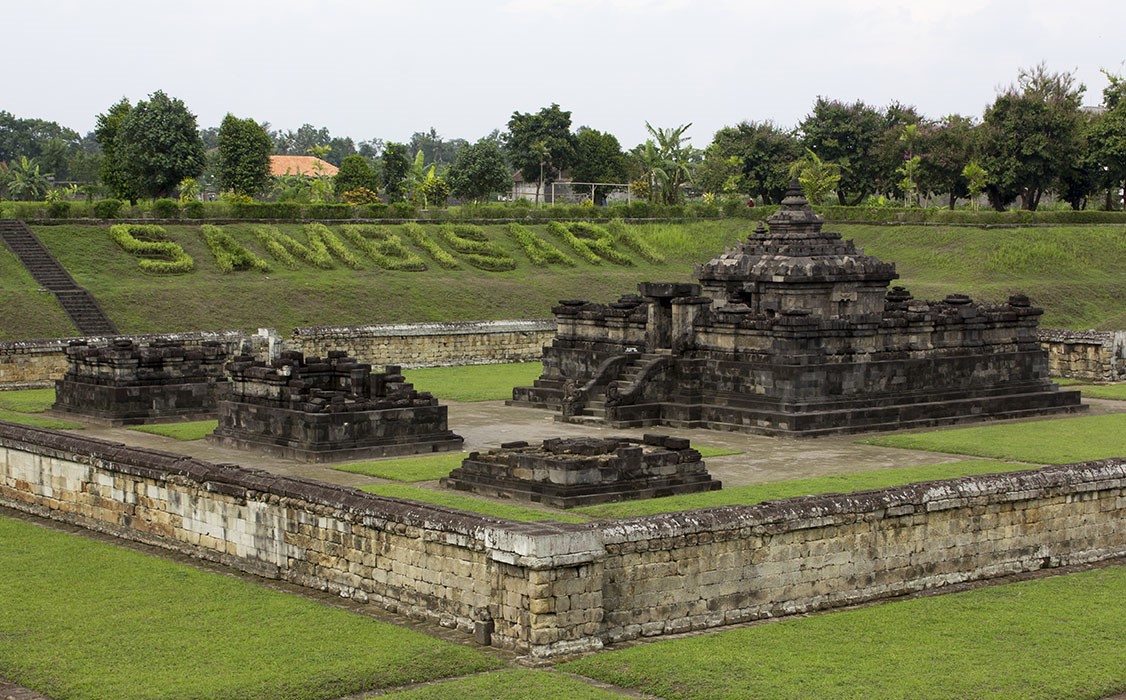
1064, 383, 1126, 401
560, 565, 1126, 700
0, 388, 82, 429
359, 483, 588, 523
404, 362, 543, 402
864, 414, 1126, 464
0, 515, 502, 700
378, 668, 623, 698
128, 419, 218, 441
334, 452, 468, 482
0, 409, 83, 430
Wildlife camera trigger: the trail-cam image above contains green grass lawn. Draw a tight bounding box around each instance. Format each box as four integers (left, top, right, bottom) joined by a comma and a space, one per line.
863, 414, 1126, 464
359, 483, 588, 523
0, 515, 503, 700
0, 388, 55, 413
333, 452, 468, 482
128, 420, 218, 441
560, 565, 1126, 700
573, 460, 1030, 518
404, 362, 543, 401
1067, 383, 1126, 401
0, 409, 83, 430
378, 668, 623, 698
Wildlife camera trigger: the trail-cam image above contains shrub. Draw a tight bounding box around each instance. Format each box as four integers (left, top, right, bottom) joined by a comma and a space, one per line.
504, 223, 573, 266
305, 203, 354, 220
437, 224, 517, 271
401, 223, 459, 269
250, 226, 302, 269
108, 224, 194, 274
304, 223, 363, 268
183, 200, 205, 219
230, 201, 303, 220
46, 200, 70, 219
339, 225, 427, 271
387, 202, 417, 219
547, 221, 633, 265
93, 199, 124, 219
342, 187, 381, 205
199, 225, 271, 273
607, 219, 664, 263
152, 198, 181, 219
364, 202, 389, 218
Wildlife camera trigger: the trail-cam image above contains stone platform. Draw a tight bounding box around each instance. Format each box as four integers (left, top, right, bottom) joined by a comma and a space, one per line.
208, 352, 462, 462
441, 434, 721, 508
51, 338, 227, 425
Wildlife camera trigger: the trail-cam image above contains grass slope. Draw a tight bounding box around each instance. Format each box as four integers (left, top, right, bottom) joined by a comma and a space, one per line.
6, 222, 1120, 339
0, 515, 502, 700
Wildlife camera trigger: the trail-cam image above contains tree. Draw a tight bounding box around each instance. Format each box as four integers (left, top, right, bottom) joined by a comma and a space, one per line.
111, 91, 206, 200
799, 98, 885, 205
1089, 68, 1126, 209
692, 144, 743, 197
708, 121, 802, 204
4, 156, 52, 200
633, 122, 695, 204
789, 149, 841, 205
962, 161, 989, 209
504, 104, 577, 203
916, 115, 978, 209
94, 98, 139, 201
448, 138, 511, 202
380, 142, 411, 203
217, 113, 272, 197
571, 128, 628, 205
979, 64, 1085, 210
272, 124, 330, 155
334, 154, 380, 197
409, 128, 466, 170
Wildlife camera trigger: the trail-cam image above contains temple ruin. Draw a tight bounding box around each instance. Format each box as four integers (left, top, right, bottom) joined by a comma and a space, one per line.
208, 351, 462, 461
441, 434, 721, 508
511, 183, 1085, 436
52, 338, 227, 425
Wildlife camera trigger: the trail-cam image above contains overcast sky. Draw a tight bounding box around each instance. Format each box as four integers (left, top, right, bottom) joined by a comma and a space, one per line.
7, 0, 1124, 149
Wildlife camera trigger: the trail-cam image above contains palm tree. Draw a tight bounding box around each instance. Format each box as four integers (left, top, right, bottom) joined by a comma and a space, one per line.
642, 122, 695, 204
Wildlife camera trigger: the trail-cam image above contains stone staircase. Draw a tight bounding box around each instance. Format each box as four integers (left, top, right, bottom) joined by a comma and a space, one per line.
572, 352, 660, 422
0, 219, 118, 336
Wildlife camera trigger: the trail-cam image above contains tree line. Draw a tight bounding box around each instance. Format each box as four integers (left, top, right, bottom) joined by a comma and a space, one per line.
1, 63, 1124, 211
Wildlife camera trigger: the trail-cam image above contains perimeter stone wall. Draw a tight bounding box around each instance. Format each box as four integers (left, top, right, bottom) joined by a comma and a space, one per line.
2, 421, 1122, 657
1038, 329, 1126, 382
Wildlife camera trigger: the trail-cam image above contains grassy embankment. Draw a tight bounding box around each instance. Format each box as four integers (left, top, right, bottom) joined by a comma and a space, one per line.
2, 221, 1123, 340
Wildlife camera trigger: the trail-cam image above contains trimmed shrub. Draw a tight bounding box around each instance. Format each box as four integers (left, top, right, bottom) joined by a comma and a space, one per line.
504, 223, 574, 266
93, 199, 124, 219
199, 225, 271, 273
339, 225, 427, 271
401, 223, 459, 269
183, 200, 205, 219
305, 203, 354, 220
547, 221, 633, 265
230, 201, 303, 220
387, 202, 417, 219
250, 226, 302, 269
607, 219, 664, 263
437, 224, 517, 271
46, 200, 70, 219
152, 198, 181, 219
304, 223, 363, 269
108, 224, 194, 274
364, 203, 389, 218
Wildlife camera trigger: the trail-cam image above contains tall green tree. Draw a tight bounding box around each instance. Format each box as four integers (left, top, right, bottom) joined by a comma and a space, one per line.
916, 115, 978, 208
979, 64, 1086, 210
4, 156, 53, 200
571, 128, 627, 205
94, 98, 139, 201
1089, 68, 1126, 209
447, 138, 511, 202
333, 154, 380, 197
799, 98, 885, 205
111, 91, 206, 200
217, 113, 272, 197
708, 121, 802, 204
504, 104, 577, 203
633, 122, 695, 204
380, 142, 411, 203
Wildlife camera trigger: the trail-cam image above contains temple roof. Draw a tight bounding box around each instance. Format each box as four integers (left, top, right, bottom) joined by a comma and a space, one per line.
695, 180, 898, 285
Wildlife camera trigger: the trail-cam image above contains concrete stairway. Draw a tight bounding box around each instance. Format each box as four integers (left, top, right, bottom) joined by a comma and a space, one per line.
0, 219, 118, 336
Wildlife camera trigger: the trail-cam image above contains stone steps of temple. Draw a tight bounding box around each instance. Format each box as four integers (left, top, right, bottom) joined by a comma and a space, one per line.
0, 219, 118, 336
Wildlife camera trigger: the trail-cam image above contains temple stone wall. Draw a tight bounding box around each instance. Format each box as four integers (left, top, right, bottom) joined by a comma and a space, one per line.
2, 421, 1122, 657
1039, 329, 1126, 382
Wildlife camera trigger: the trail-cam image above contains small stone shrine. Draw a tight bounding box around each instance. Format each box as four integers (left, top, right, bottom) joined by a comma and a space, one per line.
511, 181, 1085, 436
52, 338, 227, 425
441, 434, 721, 508
208, 351, 462, 462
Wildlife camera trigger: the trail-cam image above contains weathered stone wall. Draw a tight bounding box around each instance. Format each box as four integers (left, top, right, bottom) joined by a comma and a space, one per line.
1, 421, 1122, 657
0, 332, 245, 388
290, 320, 555, 369
1039, 328, 1126, 382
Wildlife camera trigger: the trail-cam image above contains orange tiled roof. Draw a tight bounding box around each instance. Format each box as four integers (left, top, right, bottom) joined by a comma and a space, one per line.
268, 155, 339, 177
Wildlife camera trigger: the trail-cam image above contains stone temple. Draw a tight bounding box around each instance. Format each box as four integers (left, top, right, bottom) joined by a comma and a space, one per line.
511, 183, 1085, 436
